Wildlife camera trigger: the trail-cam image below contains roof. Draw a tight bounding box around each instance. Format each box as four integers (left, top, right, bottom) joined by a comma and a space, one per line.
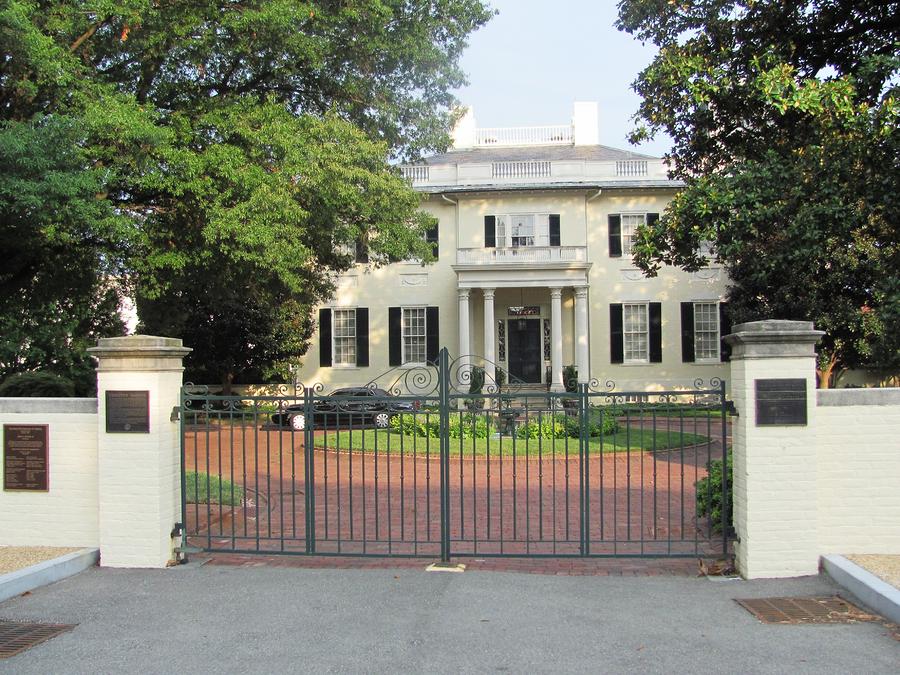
417, 180, 683, 194
422, 144, 658, 165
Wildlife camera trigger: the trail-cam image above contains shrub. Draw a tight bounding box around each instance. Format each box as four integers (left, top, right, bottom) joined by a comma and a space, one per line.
559, 414, 619, 439
0, 372, 76, 397
517, 417, 567, 439
696, 453, 733, 534
390, 414, 491, 439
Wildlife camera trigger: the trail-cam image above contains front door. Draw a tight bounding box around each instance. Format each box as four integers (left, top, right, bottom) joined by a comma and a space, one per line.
507, 318, 542, 383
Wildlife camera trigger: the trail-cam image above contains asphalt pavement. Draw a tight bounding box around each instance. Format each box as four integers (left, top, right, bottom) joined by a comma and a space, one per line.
0, 563, 897, 674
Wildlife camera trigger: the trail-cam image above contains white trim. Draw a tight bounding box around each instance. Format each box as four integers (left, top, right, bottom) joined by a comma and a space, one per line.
622, 301, 650, 364
692, 300, 720, 362
401, 305, 428, 366
332, 307, 358, 367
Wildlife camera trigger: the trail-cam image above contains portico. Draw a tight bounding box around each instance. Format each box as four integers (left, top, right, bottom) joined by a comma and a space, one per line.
454, 263, 591, 391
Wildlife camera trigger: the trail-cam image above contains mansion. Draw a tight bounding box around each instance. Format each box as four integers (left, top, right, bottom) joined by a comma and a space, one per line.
298, 102, 730, 392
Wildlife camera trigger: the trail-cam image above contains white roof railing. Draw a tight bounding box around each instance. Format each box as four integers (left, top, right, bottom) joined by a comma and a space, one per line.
475, 125, 573, 147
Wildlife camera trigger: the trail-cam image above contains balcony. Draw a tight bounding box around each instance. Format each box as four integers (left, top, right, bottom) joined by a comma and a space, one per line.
457, 246, 587, 265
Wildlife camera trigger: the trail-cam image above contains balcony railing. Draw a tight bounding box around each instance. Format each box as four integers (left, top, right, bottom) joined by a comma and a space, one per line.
492, 160, 552, 179
400, 165, 429, 183
475, 125, 573, 147
457, 246, 587, 265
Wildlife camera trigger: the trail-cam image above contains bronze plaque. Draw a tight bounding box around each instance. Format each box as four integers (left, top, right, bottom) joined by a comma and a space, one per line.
755, 378, 807, 426
106, 390, 150, 433
4, 425, 49, 491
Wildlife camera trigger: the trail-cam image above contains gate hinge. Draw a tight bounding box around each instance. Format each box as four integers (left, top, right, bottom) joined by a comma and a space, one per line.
170, 405, 181, 422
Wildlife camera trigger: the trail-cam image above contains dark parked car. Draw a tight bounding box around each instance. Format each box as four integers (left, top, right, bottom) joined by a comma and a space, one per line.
271, 387, 417, 430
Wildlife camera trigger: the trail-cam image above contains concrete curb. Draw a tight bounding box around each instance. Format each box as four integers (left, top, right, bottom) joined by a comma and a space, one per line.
821, 554, 900, 625
0, 548, 99, 604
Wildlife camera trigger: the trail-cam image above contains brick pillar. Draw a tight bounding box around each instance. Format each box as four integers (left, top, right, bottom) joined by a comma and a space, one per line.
723, 320, 823, 578
88, 336, 191, 568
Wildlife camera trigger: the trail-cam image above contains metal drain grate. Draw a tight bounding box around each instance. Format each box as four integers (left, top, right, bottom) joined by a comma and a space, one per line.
0, 620, 76, 658
736, 597, 878, 625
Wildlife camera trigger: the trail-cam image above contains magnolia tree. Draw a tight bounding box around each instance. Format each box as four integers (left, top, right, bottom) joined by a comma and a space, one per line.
617, 0, 899, 386
1, 0, 492, 391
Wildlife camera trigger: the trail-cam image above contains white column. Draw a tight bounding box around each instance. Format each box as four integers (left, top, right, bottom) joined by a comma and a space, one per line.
482, 288, 496, 386
458, 288, 471, 376
574, 287, 590, 383
87, 335, 191, 568
549, 287, 564, 392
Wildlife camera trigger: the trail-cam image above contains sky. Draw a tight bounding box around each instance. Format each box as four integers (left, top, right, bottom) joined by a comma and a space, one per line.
455, 0, 672, 157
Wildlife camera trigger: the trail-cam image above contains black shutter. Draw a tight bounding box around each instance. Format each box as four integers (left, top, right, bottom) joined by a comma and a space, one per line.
549, 214, 561, 246
608, 214, 622, 257
356, 308, 369, 367
388, 307, 401, 366
610, 304, 624, 364
426, 306, 439, 364
719, 302, 732, 362
649, 302, 663, 363
426, 224, 439, 260
319, 308, 332, 367
484, 215, 496, 248
647, 213, 660, 228
681, 302, 695, 363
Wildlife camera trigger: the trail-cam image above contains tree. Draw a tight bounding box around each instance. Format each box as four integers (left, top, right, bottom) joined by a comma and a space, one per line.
1, 1, 492, 390
617, 0, 899, 386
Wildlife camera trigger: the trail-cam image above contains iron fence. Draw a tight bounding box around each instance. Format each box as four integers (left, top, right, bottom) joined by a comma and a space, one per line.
180, 349, 730, 559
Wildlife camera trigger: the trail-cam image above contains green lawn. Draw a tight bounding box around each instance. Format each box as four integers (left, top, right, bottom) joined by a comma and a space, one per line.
185, 470, 245, 506
314, 427, 709, 457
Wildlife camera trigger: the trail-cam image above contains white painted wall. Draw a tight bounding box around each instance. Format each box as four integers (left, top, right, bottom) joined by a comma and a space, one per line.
816, 389, 900, 554
298, 189, 729, 393
0, 399, 99, 547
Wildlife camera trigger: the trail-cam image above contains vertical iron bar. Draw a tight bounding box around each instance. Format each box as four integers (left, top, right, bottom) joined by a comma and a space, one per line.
438, 348, 451, 562
303, 387, 315, 554
720, 381, 728, 554
580, 384, 589, 555
179, 388, 188, 554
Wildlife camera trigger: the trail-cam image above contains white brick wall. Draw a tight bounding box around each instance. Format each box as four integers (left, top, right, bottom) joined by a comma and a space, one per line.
732, 357, 821, 578
816, 391, 900, 554
0, 400, 99, 547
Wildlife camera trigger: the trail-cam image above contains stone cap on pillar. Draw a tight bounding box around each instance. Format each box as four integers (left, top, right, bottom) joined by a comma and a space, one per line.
723, 320, 824, 359
88, 335, 192, 372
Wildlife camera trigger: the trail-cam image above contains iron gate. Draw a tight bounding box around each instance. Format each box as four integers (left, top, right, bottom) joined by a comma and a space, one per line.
180, 349, 730, 559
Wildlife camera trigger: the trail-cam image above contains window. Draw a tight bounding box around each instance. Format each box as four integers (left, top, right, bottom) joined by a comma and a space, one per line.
402, 307, 427, 364
681, 301, 725, 363
333, 309, 357, 366
611, 302, 662, 364
320, 307, 369, 368
693, 302, 720, 361
491, 214, 553, 248
623, 303, 649, 362
609, 213, 658, 257
620, 215, 644, 256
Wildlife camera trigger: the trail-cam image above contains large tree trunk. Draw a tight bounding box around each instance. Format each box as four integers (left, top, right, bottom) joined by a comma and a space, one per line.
816, 353, 839, 389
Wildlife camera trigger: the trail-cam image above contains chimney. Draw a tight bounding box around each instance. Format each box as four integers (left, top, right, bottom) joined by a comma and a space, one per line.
451, 106, 476, 149
572, 101, 599, 146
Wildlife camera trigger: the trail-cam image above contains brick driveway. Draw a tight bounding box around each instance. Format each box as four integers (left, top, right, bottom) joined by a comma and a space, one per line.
183, 421, 728, 558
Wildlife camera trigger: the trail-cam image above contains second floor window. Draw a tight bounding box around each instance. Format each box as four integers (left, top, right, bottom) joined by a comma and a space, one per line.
486, 214, 560, 248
